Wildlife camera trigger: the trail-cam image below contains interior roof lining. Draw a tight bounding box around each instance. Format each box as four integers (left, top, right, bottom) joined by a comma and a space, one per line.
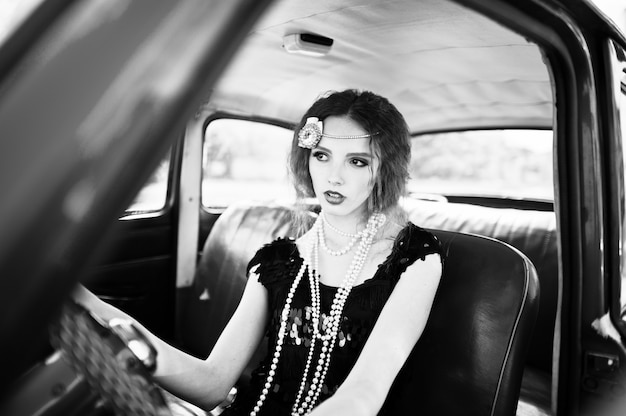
209, 0, 554, 131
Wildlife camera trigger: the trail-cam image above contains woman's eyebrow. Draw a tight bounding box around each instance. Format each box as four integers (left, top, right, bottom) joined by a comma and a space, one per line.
347, 152, 373, 158
315, 145, 331, 153
314, 145, 373, 159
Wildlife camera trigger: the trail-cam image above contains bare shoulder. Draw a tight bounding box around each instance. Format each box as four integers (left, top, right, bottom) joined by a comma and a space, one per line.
404, 252, 443, 282
411, 252, 442, 272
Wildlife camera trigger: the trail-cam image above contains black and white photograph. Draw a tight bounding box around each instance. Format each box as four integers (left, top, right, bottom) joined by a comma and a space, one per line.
0, 1, 626, 415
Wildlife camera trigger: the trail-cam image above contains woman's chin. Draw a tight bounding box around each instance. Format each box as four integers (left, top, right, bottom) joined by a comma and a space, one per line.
318, 201, 347, 216
319, 202, 367, 219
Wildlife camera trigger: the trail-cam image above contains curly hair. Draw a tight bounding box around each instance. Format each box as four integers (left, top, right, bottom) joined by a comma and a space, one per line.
288, 89, 410, 223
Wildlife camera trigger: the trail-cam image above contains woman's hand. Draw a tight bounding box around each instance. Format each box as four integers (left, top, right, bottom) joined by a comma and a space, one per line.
72, 270, 271, 413
70, 284, 226, 409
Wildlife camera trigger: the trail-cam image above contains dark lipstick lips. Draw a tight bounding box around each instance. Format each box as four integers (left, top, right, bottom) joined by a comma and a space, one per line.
324, 190, 345, 204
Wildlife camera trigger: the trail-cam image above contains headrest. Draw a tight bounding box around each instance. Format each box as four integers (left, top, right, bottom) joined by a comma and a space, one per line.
402, 199, 557, 276
182, 202, 299, 357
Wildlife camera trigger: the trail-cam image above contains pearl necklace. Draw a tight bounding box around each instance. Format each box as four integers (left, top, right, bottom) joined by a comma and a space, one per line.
319, 213, 366, 256
318, 222, 361, 256
321, 213, 361, 238
249, 212, 386, 416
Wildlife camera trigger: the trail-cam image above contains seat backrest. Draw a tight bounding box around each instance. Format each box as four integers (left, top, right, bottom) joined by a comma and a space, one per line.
183, 202, 540, 415
180, 202, 297, 360
381, 228, 539, 416
403, 199, 556, 375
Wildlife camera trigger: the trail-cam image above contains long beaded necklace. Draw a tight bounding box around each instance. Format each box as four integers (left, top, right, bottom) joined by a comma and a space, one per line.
318, 224, 360, 256
322, 212, 361, 238
249, 212, 386, 416
319, 213, 364, 256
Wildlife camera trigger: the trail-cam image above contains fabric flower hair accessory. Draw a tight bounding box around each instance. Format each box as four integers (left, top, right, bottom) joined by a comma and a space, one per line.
298, 117, 324, 149
298, 116, 380, 149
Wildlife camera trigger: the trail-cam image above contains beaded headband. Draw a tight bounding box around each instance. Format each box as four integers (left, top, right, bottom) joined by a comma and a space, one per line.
297, 117, 379, 149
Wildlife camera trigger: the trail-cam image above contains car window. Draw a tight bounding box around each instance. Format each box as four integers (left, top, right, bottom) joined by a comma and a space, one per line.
124, 154, 170, 216
0, 0, 44, 46
409, 129, 554, 201
202, 120, 554, 207
202, 118, 294, 208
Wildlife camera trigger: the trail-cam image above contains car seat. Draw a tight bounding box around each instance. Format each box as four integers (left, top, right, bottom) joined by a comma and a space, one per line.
182, 202, 539, 415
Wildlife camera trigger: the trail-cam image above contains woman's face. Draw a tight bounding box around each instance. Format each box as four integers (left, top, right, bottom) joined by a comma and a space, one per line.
308, 115, 379, 219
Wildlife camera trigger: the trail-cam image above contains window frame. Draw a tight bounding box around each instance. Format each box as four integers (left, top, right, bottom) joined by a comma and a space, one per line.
605, 39, 626, 333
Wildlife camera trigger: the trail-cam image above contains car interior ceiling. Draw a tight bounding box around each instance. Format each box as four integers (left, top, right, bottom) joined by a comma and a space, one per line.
209, 0, 553, 135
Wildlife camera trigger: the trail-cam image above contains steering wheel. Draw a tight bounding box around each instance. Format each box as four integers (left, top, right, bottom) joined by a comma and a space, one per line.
0, 302, 173, 416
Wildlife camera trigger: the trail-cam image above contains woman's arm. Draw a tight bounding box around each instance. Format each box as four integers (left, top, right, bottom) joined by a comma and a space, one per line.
72, 269, 269, 411
309, 253, 443, 416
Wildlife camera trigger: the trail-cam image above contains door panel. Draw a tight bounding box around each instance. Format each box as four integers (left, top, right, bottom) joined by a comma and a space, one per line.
84, 218, 176, 341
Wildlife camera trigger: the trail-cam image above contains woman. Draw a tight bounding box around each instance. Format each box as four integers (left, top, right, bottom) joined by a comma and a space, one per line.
74, 89, 443, 416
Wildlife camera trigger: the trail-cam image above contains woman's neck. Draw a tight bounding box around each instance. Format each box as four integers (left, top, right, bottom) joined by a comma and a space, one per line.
322, 211, 366, 236
322, 212, 367, 240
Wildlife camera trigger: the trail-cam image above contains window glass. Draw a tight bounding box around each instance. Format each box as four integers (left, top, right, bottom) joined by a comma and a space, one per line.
409, 129, 554, 201
0, 0, 45, 46
124, 155, 170, 215
202, 122, 554, 207
202, 119, 294, 208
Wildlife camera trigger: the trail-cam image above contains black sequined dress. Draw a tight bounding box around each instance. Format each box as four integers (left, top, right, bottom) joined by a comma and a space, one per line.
221, 223, 442, 416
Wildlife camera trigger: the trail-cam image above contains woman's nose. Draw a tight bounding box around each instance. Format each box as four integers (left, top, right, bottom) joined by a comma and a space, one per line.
327, 163, 344, 186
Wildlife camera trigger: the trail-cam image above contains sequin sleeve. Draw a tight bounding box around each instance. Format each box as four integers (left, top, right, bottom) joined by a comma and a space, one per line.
381, 223, 444, 284
246, 238, 301, 286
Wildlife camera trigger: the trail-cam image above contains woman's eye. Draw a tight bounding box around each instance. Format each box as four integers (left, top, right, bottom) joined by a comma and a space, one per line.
350, 158, 368, 167
312, 151, 328, 161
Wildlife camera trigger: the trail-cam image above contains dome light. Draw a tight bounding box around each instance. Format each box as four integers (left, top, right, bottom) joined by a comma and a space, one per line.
283, 33, 333, 57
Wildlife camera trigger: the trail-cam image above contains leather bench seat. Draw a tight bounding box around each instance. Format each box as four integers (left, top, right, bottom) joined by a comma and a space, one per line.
183, 199, 557, 415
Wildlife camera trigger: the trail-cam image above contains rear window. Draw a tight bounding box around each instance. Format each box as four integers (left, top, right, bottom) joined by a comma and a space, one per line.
201, 119, 554, 208
409, 129, 554, 201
